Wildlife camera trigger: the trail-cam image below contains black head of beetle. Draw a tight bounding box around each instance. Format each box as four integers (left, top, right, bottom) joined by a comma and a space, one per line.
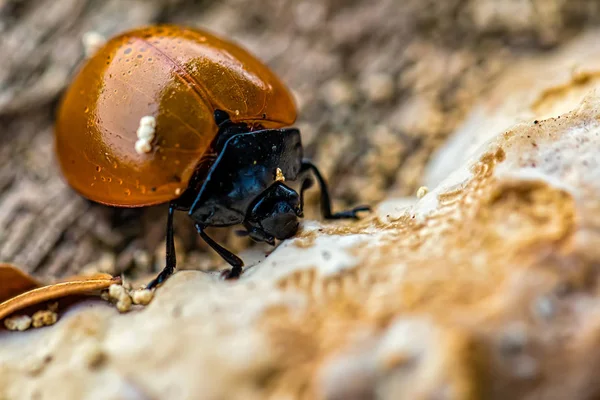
245, 180, 303, 242
146, 110, 371, 289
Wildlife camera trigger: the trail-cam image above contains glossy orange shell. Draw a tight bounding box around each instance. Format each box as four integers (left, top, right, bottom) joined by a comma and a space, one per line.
55, 25, 296, 207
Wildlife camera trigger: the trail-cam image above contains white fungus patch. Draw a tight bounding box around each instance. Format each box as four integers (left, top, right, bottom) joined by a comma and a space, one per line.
131, 289, 154, 306
32, 310, 58, 328
107, 284, 133, 313
416, 186, 429, 199
135, 115, 157, 155
4, 315, 32, 331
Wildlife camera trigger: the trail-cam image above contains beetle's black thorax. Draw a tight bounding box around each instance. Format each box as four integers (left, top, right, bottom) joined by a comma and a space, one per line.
171, 117, 251, 210
146, 112, 370, 289
185, 127, 303, 227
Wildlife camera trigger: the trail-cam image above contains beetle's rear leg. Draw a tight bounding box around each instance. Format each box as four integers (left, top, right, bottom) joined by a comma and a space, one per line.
300, 159, 371, 220
146, 203, 177, 290
195, 224, 244, 279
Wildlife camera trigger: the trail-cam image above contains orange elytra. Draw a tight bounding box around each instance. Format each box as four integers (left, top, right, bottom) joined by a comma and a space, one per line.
55, 24, 296, 207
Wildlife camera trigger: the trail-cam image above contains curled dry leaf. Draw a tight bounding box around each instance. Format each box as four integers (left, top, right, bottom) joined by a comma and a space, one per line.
0, 264, 42, 303
0, 265, 120, 322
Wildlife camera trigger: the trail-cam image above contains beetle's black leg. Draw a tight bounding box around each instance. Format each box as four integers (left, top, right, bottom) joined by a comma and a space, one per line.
146, 203, 177, 290
297, 177, 313, 218
195, 223, 244, 279
300, 159, 371, 220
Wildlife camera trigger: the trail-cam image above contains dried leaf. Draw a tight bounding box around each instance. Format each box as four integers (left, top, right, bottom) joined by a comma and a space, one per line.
0, 271, 119, 321
0, 264, 42, 303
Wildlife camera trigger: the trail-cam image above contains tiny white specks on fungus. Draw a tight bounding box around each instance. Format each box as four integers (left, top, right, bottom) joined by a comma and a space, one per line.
4, 315, 32, 331
116, 296, 132, 313
32, 310, 58, 328
108, 283, 125, 299
132, 289, 154, 305
135, 115, 157, 154
107, 283, 133, 313
416, 186, 429, 198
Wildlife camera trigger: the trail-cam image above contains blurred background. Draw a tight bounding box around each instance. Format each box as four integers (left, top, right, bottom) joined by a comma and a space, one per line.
1, 0, 599, 281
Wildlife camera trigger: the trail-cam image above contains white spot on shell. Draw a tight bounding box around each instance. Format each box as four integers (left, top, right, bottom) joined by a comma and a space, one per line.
135, 115, 156, 154
135, 141, 152, 154
139, 115, 156, 129
137, 125, 155, 140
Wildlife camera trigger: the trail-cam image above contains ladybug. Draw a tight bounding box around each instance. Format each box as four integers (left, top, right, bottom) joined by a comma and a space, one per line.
55, 25, 370, 289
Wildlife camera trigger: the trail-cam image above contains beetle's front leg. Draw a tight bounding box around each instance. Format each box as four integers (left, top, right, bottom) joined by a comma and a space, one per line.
299, 159, 371, 220
195, 224, 244, 279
